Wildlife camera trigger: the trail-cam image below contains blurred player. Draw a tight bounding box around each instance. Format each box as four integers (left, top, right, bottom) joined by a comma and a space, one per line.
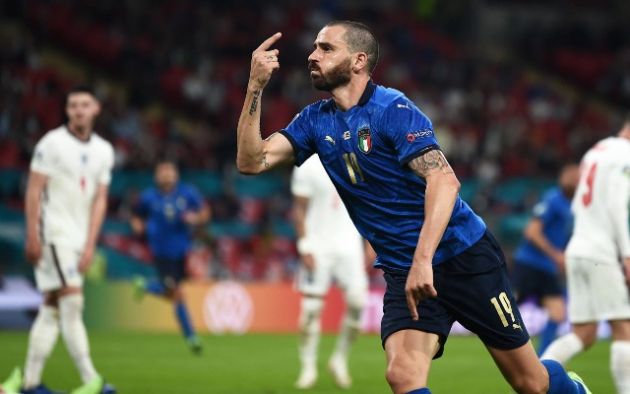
512, 164, 579, 355
22, 87, 115, 394
291, 155, 369, 389
542, 118, 630, 393
236, 21, 591, 393
130, 160, 210, 354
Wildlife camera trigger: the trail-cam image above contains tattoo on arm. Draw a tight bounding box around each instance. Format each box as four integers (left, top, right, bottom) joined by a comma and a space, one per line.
249, 90, 261, 116
408, 149, 454, 178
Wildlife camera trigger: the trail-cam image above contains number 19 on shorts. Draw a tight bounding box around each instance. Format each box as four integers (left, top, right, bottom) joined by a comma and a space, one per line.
490, 292, 521, 330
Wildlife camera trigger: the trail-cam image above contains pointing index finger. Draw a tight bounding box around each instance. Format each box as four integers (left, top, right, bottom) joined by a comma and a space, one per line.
255, 32, 282, 53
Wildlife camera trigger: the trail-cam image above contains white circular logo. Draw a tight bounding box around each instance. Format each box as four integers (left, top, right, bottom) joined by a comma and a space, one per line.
203, 282, 253, 334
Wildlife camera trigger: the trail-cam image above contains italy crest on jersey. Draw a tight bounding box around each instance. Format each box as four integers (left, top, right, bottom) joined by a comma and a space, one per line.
357, 127, 372, 154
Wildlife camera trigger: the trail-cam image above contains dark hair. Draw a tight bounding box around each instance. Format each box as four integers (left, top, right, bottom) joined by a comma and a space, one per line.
326, 20, 379, 75
65, 85, 98, 104
155, 157, 178, 168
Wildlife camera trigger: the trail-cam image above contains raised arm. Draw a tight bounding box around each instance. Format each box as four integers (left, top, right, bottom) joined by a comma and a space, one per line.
405, 149, 461, 320
236, 32, 295, 174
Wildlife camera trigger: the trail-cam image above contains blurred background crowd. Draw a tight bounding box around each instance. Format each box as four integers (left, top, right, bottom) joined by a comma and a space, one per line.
1, 0, 629, 284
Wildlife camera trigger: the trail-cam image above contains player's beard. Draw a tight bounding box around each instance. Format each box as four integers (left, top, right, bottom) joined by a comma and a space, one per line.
310, 57, 352, 91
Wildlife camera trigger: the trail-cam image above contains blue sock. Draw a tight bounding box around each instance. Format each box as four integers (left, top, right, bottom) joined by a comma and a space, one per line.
406, 389, 431, 394
542, 359, 586, 394
146, 279, 166, 295
175, 301, 195, 340
538, 320, 559, 355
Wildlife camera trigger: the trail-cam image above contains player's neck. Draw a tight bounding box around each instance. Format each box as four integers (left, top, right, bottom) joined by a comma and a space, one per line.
331, 75, 371, 111
67, 123, 92, 142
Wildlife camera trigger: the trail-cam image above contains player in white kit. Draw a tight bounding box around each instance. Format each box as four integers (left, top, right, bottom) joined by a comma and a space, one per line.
21, 87, 115, 394
542, 116, 630, 393
292, 155, 369, 390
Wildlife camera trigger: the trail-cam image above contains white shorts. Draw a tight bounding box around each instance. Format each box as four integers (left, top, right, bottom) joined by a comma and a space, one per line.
297, 249, 368, 301
34, 244, 83, 292
566, 256, 630, 323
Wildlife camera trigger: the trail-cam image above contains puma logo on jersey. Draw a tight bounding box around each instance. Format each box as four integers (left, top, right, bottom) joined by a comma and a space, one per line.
397, 103, 411, 110
325, 135, 335, 145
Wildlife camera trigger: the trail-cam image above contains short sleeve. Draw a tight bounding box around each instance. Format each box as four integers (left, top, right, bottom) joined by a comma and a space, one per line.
380, 98, 440, 165
291, 161, 314, 198
30, 135, 56, 176
280, 106, 315, 166
186, 185, 204, 210
532, 200, 551, 221
98, 144, 115, 185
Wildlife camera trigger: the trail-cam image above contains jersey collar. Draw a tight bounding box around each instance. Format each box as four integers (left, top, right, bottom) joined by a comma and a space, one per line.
357, 79, 376, 106
330, 80, 376, 112
64, 124, 92, 143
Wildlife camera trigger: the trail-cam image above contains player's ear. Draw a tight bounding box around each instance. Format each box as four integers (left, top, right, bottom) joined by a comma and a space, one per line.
93, 99, 102, 116
353, 52, 368, 74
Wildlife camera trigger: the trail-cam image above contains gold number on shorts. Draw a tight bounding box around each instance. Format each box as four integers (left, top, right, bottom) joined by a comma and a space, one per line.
490, 292, 516, 328
342, 153, 365, 184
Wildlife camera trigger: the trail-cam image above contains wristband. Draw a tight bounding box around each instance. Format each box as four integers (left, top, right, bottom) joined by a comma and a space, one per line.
296, 238, 315, 255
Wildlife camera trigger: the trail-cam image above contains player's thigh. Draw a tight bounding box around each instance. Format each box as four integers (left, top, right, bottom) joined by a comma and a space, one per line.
565, 257, 596, 323
590, 259, 630, 320
570, 257, 630, 323
35, 244, 83, 292
512, 264, 562, 306
511, 263, 542, 303
384, 329, 440, 392
381, 268, 453, 359
438, 232, 530, 351
486, 342, 549, 394
610, 319, 630, 341
155, 257, 186, 294
297, 252, 333, 297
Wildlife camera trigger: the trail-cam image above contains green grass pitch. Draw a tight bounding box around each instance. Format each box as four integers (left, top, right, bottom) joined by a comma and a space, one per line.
0, 331, 613, 393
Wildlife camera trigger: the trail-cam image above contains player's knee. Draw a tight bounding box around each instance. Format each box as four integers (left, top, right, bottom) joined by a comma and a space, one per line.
58, 293, 84, 320
170, 287, 183, 302
299, 297, 323, 331
345, 288, 368, 311
546, 303, 566, 323
575, 330, 597, 349
44, 292, 58, 307
385, 355, 427, 392
509, 374, 548, 394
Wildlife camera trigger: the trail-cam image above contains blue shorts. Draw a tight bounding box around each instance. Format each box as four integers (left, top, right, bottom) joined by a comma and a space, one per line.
511, 263, 563, 305
155, 257, 186, 289
381, 231, 530, 359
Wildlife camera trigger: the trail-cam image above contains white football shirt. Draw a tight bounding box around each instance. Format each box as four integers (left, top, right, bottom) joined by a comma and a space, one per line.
30, 125, 114, 250
291, 155, 362, 254
566, 136, 630, 261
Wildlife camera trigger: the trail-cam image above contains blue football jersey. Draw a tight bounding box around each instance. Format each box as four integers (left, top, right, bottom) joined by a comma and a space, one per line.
281, 81, 486, 271
514, 187, 573, 274
135, 183, 203, 260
